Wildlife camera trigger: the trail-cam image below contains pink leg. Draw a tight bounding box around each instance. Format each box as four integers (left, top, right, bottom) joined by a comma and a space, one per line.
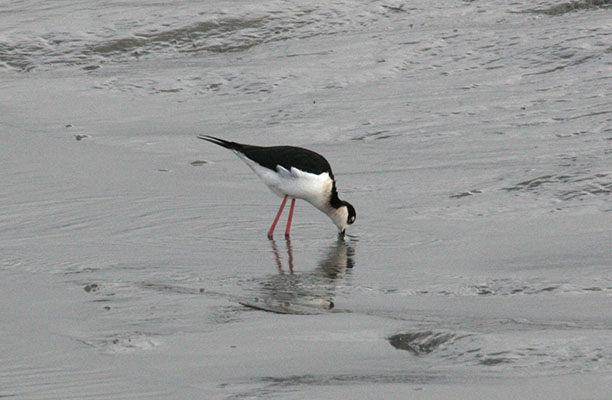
267, 195, 288, 239
284, 198, 296, 239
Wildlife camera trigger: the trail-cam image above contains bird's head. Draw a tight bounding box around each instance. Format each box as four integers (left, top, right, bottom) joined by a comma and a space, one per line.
329, 201, 356, 235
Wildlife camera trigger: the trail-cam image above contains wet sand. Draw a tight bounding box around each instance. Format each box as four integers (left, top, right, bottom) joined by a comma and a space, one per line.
2, 118, 611, 398
2, 262, 611, 399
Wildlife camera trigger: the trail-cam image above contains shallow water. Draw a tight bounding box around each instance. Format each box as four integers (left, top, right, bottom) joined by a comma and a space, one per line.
2, 0, 612, 398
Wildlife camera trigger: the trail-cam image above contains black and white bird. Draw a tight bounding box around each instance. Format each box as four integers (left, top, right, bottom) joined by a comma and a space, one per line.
198, 135, 356, 238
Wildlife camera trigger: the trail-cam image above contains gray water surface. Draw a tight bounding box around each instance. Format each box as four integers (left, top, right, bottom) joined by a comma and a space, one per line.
1, 0, 612, 398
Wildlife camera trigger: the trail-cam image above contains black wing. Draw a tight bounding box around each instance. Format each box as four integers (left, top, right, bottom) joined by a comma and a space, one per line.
198, 135, 334, 177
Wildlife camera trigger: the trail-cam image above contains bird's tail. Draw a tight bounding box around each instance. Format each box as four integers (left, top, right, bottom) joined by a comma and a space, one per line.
197, 135, 241, 150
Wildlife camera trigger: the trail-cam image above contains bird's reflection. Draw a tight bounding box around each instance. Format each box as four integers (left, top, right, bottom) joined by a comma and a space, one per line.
316, 237, 355, 277
269, 237, 295, 273
240, 237, 356, 314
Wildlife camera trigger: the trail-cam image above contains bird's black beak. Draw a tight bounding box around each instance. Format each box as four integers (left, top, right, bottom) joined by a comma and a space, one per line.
339, 229, 346, 238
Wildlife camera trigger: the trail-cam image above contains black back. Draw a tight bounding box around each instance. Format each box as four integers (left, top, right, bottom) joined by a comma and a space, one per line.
199, 135, 334, 177
242, 145, 333, 177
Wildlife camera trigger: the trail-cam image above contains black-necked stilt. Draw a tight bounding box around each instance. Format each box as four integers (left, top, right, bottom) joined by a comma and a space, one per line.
198, 135, 356, 238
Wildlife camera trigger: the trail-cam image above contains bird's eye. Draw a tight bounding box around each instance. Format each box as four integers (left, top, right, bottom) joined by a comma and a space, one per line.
348, 216, 355, 224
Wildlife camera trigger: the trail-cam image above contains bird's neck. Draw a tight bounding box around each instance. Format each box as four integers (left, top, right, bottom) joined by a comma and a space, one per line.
328, 182, 344, 209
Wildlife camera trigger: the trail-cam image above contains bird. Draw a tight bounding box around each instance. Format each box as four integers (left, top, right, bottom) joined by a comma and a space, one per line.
198, 135, 356, 239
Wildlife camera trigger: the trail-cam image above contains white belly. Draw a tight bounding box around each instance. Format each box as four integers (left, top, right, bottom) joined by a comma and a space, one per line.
236, 152, 332, 210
